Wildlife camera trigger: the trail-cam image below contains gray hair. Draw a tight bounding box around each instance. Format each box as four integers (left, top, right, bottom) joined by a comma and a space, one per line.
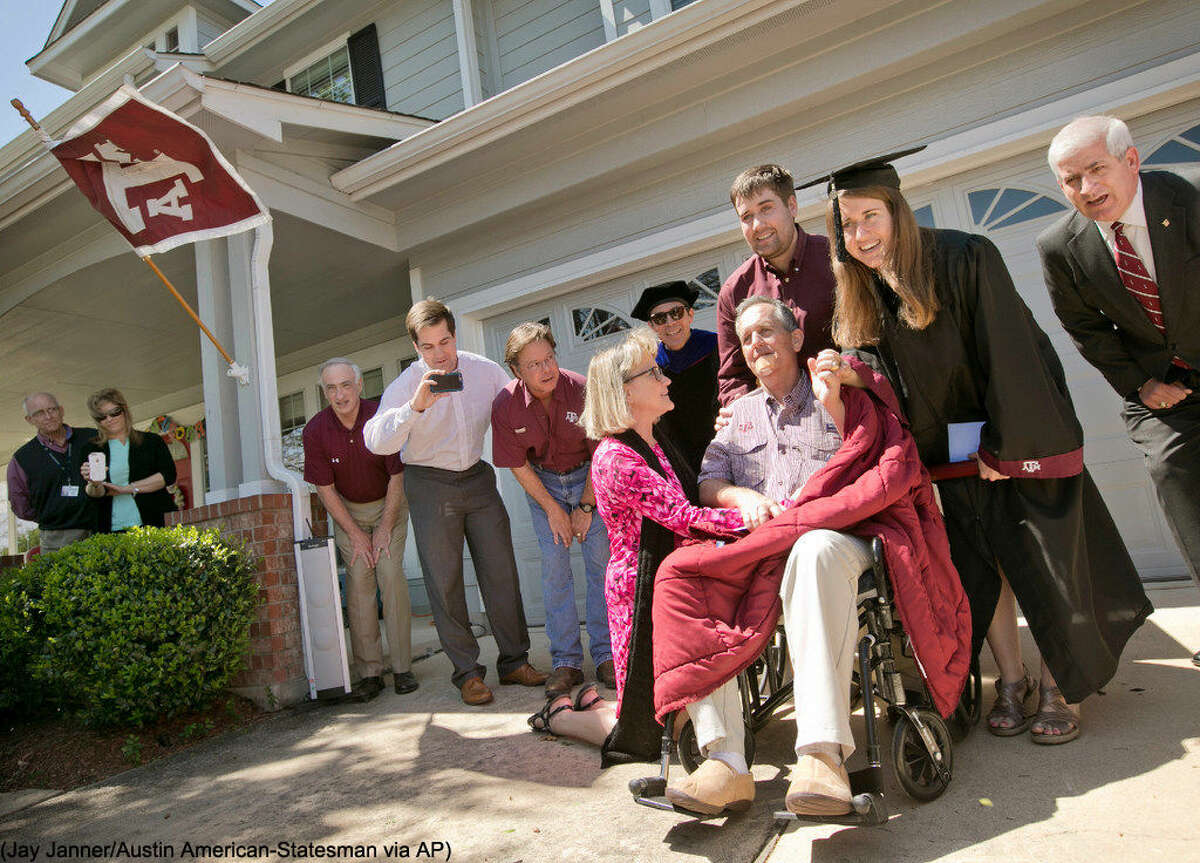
318, 358, 362, 387
734, 296, 799, 340
21, 392, 59, 416
1047, 116, 1136, 173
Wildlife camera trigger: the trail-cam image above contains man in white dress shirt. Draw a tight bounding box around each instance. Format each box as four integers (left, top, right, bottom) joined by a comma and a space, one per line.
365, 299, 547, 704
1039, 115, 1200, 667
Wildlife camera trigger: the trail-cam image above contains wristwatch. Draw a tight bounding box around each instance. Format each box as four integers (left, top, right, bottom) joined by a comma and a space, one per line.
576, 502, 595, 514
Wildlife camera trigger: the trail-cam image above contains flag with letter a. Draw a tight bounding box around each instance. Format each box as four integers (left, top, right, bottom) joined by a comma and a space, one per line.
49, 84, 268, 255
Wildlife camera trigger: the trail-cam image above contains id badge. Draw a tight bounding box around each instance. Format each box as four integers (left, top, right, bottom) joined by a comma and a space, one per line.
61, 484, 79, 498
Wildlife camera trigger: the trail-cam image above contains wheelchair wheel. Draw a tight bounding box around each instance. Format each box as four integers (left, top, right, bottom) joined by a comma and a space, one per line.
891, 709, 953, 801
677, 716, 756, 774
949, 660, 983, 742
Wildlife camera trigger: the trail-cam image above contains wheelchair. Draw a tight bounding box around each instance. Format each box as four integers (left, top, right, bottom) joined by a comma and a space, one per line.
631, 537, 981, 825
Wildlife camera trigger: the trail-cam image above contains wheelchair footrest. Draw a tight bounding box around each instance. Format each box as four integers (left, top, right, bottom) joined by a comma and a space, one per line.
773, 792, 889, 826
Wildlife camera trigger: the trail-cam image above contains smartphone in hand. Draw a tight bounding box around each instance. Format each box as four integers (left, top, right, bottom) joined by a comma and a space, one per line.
429, 371, 464, 393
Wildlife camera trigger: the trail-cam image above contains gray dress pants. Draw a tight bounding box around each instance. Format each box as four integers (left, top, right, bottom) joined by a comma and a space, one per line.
404, 461, 531, 687
1124, 389, 1200, 589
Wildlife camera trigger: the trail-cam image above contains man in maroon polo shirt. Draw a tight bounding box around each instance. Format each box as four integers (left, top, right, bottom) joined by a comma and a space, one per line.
491, 322, 614, 698
303, 358, 417, 699
717, 163, 837, 405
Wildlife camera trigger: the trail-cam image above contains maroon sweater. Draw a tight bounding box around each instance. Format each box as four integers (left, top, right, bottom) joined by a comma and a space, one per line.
652, 363, 972, 720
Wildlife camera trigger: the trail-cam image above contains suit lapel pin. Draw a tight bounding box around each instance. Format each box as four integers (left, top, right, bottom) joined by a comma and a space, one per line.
1162, 219, 1170, 227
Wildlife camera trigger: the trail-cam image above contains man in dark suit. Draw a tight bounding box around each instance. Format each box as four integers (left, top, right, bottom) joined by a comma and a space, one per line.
1038, 115, 1200, 667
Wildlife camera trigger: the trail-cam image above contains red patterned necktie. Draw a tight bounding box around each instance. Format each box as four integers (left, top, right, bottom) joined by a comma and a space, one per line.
1112, 220, 1165, 333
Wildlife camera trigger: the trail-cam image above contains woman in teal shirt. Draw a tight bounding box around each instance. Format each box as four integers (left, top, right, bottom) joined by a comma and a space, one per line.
82, 388, 177, 530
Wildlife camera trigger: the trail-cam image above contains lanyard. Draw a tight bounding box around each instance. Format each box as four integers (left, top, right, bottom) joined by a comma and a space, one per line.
40, 437, 77, 486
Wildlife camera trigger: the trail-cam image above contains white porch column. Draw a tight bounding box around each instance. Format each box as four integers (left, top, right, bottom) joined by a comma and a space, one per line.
599, 0, 618, 42
194, 233, 286, 503
452, 0, 484, 108
5, 498, 16, 556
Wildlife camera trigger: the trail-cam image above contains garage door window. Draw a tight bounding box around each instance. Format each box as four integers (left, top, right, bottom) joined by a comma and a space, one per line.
1144, 123, 1200, 166
967, 187, 1066, 231
573, 307, 632, 342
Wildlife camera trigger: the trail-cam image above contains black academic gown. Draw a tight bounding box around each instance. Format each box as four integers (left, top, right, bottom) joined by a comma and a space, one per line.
657, 329, 720, 473
850, 229, 1151, 702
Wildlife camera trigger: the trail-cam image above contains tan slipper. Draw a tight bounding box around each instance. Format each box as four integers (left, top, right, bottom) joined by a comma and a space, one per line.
786, 752, 852, 816
664, 758, 755, 816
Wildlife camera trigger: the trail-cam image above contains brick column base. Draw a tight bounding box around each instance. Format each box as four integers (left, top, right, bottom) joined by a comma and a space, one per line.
167, 494, 309, 710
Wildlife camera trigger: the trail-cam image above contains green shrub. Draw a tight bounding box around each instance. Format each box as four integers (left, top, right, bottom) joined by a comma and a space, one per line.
0, 566, 46, 717
2, 527, 258, 727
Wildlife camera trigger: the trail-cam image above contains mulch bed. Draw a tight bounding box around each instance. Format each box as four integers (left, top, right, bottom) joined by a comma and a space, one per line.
0, 695, 271, 792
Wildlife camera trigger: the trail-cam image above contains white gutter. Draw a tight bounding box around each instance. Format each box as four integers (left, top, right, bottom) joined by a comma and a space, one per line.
248, 219, 326, 701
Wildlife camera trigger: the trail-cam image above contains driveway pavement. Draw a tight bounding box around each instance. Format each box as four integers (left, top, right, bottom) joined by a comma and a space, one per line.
2, 583, 1196, 863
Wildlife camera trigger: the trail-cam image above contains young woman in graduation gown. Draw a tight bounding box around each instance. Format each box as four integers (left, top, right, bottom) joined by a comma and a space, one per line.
817, 155, 1151, 745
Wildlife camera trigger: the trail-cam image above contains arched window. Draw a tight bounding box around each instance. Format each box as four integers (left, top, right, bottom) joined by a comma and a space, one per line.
1143, 124, 1200, 166
967, 187, 1066, 230
572, 306, 632, 342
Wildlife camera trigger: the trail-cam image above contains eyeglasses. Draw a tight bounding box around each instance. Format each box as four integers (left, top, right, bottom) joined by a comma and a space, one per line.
648, 305, 689, 327
520, 354, 558, 374
29, 406, 62, 420
625, 365, 667, 384
94, 407, 125, 420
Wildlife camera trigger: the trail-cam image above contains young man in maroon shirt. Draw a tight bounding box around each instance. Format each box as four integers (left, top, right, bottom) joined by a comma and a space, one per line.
491, 323, 614, 698
303, 358, 416, 699
717, 164, 838, 405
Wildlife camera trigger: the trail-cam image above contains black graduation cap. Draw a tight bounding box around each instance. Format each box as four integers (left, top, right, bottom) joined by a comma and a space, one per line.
631, 281, 700, 321
796, 146, 927, 262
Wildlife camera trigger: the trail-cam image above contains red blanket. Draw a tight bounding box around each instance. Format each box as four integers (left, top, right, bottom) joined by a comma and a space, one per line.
652, 366, 972, 720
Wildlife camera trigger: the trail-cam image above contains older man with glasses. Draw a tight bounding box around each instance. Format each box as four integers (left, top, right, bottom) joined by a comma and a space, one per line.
7, 392, 98, 552
492, 322, 614, 698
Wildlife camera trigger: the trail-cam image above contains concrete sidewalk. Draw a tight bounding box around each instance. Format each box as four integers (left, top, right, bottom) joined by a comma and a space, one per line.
2, 583, 1197, 863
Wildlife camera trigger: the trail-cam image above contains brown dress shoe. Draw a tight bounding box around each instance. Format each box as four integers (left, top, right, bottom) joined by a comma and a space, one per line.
664, 758, 755, 816
544, 666, 584, 698
786, 752, 852, 816
499, 663, 549, 686
460, 677, 494, 706
596, 660, 617, 689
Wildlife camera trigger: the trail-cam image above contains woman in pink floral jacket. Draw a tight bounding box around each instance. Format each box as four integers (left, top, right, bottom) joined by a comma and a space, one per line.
528, 327, 743, 765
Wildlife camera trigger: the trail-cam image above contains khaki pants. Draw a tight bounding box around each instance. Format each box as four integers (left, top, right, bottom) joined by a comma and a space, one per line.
332, 494, 413, 679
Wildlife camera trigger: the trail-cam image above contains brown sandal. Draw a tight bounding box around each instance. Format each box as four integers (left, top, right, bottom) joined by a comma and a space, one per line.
1030, 686, 1080, 745
986, 671, 1035, 736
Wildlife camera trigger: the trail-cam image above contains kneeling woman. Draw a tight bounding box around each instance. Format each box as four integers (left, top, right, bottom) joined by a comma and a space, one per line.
529, 329, 744, 767
83, 388, 177, 531
818, 152, 1151, 744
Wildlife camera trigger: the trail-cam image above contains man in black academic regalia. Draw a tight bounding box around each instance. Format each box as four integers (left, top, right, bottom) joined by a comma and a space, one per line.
632, 281, 720, 472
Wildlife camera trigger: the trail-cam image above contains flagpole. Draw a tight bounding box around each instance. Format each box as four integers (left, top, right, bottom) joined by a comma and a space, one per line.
11, 98, 249, 385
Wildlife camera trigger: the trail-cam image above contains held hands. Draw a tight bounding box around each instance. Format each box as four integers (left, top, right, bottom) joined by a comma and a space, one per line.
732, 488, 782, 530
813, 349, 864, 388
411, 369, 453, 413
807, 355, 843, 408
1139, 378, 1191, 410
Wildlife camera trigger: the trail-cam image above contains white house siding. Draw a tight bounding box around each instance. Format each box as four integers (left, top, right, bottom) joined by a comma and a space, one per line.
377, 0, 465, 119
195, 10, 228, 48
611, 0, 653, 38
492, 0, 606, 91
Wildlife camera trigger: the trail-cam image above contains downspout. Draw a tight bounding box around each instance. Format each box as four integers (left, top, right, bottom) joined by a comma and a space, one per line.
247, 219, 324, 701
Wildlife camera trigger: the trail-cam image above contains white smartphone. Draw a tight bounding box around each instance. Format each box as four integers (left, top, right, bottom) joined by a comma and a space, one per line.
88, 451, 106, 483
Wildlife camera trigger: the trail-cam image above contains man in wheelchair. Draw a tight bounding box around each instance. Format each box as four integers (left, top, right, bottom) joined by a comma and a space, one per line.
653, 296, 972, 817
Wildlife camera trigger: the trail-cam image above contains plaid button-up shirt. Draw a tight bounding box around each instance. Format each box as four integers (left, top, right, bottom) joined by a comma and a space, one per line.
698, 373, 842, 503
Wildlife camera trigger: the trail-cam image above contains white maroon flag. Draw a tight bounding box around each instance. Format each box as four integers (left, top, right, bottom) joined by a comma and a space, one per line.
49, 85, 268, 256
